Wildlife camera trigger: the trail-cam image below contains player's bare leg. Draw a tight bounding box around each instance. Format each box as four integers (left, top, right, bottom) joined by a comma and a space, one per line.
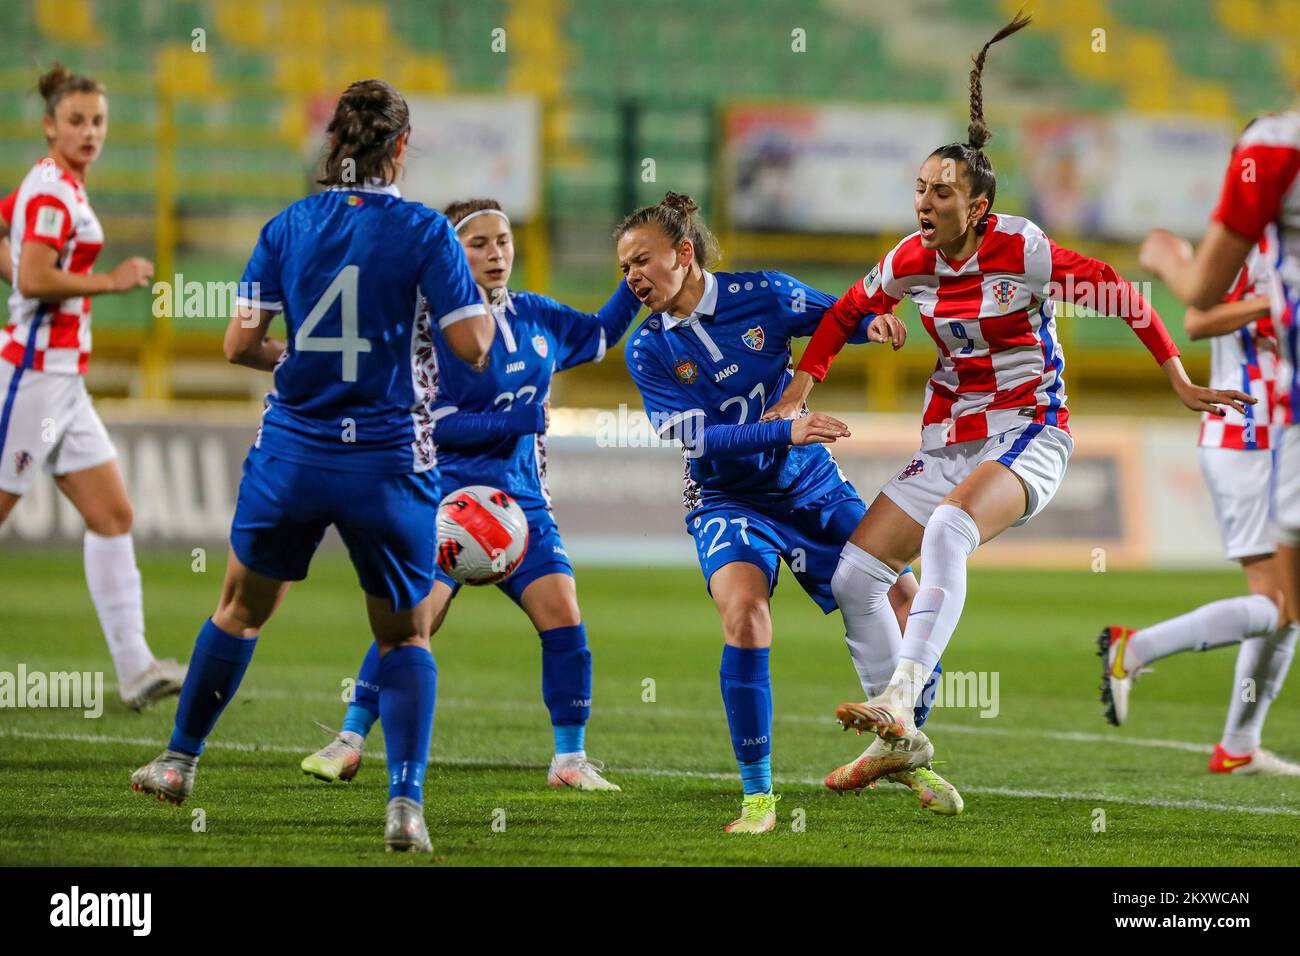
54, 461, 187, 709
131, 550, 288, 804
302, 581, 454, 783
518, 573, 620, 792
0, 489, 18, 525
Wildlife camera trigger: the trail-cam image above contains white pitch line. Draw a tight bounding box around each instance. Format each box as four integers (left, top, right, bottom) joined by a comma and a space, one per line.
2, 726, 1297, 817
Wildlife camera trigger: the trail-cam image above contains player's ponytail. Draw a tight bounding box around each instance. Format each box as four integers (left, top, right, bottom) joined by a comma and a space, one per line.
318, 79, 411, 188
929, 10, 1031, 234
36, 63, 104, 132
614, 191, 721, 269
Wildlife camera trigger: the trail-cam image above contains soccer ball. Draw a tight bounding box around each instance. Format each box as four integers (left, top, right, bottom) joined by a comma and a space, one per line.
435, 485, 529, 586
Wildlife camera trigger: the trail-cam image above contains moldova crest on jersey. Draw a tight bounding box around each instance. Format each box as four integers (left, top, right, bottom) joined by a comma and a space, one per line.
742, 326, 765, 351
674, 357, 699, 384
532, 334, 548, 358
991, 278, 1015, 312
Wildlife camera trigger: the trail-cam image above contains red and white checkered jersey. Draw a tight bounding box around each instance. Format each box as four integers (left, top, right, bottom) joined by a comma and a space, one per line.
1199, 242, 1279, 449
2, 159, 104, 375
1211, 110, 1300, 427
798, 213, 1179, 450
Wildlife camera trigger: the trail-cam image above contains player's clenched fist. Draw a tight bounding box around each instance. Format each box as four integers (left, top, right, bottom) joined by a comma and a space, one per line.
866, 313, 906, 350
790, 412, 850, 446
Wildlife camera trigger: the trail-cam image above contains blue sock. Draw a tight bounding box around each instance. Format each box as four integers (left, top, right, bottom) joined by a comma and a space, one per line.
914, 661, 942, 728
168, 618, 258, 756
719, 645, 773, 794
342, 642, 381, 737
377, 645, 437, 802
539, 624, 591, 752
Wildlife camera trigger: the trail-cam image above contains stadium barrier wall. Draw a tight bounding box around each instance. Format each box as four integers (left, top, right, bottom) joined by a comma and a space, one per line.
0, 407, 1226, 570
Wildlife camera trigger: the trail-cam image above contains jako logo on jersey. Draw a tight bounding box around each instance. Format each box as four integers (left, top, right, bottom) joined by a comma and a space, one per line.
648, 318, 660, 330
505, 360, 526, 374
728, 283, 740, 293
897, 458, 924, 481
674, 358, 699, 384
742, 326, 765, 351
532, 335, 548, 358
714, 363, 739, 383
14, 450, 32, 475
991, 278, 1015, 312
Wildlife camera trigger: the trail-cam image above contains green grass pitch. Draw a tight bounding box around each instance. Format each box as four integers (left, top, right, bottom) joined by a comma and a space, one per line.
1, 550, 1297, 866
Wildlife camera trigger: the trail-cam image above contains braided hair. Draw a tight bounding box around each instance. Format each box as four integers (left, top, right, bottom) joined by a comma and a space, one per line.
929, 11, 1032, 233
318, 79, 410, 187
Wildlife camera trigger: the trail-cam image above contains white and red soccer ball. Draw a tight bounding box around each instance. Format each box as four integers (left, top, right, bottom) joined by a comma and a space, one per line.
435, 485, 529, 586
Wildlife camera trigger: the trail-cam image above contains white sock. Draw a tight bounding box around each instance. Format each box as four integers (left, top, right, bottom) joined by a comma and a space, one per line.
1221, 621, 1298, 754
555, 750, 585, 763
897, 503, 980, 678
831, 543, 902, 698
1128, 594, 1277, 670
83, 531, 154, 684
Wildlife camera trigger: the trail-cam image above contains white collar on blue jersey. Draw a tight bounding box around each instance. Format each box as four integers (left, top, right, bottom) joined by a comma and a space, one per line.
661, 270, 717, 330
489, 288, 517, 315
326, 178, 401, 197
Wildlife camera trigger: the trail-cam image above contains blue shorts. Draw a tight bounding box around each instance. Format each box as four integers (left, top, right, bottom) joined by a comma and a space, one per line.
434, 505, 574, 606
689, 481, 866, 613
229, 449, 441, 611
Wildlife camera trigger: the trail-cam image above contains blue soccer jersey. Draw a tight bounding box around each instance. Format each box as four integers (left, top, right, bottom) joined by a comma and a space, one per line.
432, 282, 641, 511
624, 269, 872, 511
237, 182, 486, 474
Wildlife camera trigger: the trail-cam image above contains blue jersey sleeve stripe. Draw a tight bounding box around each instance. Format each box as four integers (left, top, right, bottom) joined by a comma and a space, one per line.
437, 302, 487, 329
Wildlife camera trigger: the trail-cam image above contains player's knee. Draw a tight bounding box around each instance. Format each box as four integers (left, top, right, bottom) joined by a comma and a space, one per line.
831, 547, 894, 612
922, 502, 980, 555
85, 500, 133, 536
720, 595, 770, 646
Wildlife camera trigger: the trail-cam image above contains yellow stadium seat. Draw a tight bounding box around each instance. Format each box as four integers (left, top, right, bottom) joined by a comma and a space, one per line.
274, 54, 328, 95
214, 0, 270, 48
1216, 0, 1269, 40
36, 0, 96, 44
395, 56, 451, 94
156, 45, 220, 98
277, 0, 330, 48
332, 53, 388, 89
1187, 81, 1234, 118
333, 3, 390, 49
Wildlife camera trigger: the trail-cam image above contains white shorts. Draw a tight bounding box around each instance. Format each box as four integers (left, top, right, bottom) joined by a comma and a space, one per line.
1273, 424, 1300, 545
1199, 446, 1273, 560
882, 422, 1073, 529
0, 364, 116, 495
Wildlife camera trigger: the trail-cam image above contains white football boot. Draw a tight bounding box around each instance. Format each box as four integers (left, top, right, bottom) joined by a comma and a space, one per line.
120, 658, 188, 711
547, 754, 621, 791
301, 727, 364, 782
1209, 745, 1300, 776
385, 796, 433, 853
130, 749, 197, 805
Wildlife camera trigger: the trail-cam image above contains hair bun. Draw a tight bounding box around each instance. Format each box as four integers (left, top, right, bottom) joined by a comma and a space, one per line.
659, 191, 699, 216
37, 63, 72, 100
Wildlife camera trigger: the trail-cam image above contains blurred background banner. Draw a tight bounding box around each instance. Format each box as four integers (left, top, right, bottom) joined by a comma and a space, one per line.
1, 0, 1298, 567
725, 105, 957, 232
1022, 112, 1236, 239
401, 95, 540, 217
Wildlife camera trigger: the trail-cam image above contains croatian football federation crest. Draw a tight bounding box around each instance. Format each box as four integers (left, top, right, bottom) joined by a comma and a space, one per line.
532, 334, 548, 358
896, 458, 924, 481
991, 278, 1016, 313
742, 326, 765, 351
674, 358, 699, 385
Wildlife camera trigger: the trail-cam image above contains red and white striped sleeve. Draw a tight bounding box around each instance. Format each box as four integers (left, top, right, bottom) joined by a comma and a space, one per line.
0, 188, 16, 227
1212, 139, 1300, 245
797, 250, 905, 382
1049, 240, 1179, 366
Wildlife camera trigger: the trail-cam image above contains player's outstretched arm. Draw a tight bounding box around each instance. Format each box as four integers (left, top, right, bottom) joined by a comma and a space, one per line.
223, 304, 285, 371
0, 237, 11, 286
1139, 224, 1253, 312
18, 240, 152, 300
1183, 296, 1271, 341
